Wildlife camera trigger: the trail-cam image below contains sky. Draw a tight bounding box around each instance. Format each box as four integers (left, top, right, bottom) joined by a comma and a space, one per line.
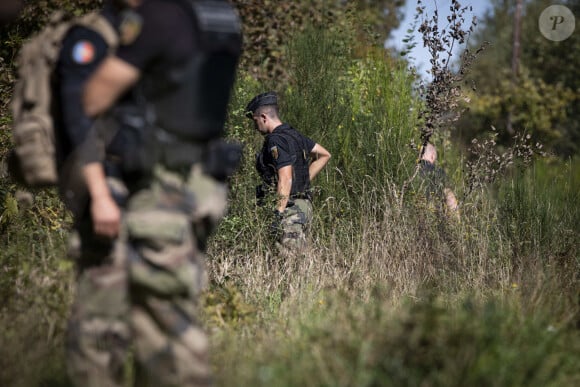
389, 0, 493, 80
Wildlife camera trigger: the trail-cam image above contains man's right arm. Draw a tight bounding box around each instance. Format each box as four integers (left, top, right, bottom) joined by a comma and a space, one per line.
83, 56, 141, 117
82, 163, 121, 237
79, 55, 140, 238
57, 27, 123, 237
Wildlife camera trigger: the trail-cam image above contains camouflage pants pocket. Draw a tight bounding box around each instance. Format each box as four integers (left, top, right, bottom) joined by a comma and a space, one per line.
131, 301, 212, 387
184, 164, 228, 252
185, 165, 227, 224
66, 255, 131, 387
126, 209, 204, 299
125, 209, 211, 387
279, 199, 313, 251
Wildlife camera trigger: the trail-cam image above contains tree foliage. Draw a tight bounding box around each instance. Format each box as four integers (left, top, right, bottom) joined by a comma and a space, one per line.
457, 0, 579, 156
465, 67, 574, 146
413, 0, 480, 143
230, 0, 406, 81
351, 0, 406, 41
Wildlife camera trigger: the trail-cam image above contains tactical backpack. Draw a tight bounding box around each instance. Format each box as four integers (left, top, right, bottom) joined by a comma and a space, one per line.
9, 11, 118, 187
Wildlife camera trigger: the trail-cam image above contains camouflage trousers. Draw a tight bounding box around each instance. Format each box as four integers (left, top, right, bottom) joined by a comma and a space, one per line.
66, 164, 227, 387
276, 198, 313, 254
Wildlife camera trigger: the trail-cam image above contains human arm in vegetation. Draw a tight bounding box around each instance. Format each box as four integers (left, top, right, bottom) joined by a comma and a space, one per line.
309, 143, 331, 181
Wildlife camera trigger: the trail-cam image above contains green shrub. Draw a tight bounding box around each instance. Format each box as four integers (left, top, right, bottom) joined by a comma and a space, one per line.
212, 290, 580, 387
497, 158, 579, 281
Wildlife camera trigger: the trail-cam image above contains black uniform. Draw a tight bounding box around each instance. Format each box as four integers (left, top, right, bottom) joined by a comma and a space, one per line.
418, 159, 448, 203
257, 123, 315, 200
116, 0, 241, 176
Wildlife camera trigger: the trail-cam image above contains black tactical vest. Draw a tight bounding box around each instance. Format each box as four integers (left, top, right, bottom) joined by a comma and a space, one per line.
142, 0, 242, 141
257, 124, 312, 199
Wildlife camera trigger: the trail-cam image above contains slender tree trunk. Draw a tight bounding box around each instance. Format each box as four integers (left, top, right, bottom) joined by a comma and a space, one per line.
511, 0, 523, 78
507, 0, 523, 135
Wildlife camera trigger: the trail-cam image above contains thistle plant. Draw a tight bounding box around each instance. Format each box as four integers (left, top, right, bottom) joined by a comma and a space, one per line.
414, 0, 483, 143
401, 0, 546, 203
400, 0, 484, 203
465, 127, 546, 197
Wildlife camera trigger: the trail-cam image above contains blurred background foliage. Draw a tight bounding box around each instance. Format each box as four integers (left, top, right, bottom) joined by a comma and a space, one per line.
232, 0, 405, 81
458, 0, 579, 157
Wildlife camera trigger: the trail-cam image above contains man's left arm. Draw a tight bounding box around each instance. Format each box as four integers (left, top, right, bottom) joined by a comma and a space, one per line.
444, 187, 460, 220
309, 143, 331, 181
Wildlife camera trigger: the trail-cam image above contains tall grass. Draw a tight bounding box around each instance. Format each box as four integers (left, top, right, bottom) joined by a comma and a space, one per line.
206, 25, 579, 386
211, 289, 579, 387
0, 189, 73, 387
207, 154, 579, 386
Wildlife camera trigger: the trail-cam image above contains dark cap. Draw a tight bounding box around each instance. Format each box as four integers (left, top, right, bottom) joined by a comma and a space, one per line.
245, 91, 277, 118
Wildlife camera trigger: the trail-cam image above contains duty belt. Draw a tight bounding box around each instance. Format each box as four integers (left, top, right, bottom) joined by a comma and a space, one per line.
159, 141, 206, 170
290, 192, 312, 201
155, 127, 207, 170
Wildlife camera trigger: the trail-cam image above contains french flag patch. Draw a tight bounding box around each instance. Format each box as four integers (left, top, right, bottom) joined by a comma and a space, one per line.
72, 40, 95, 64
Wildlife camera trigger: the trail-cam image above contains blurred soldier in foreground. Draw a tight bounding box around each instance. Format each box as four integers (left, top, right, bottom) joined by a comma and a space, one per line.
67, 0, 242, 386
247, 91, 331, 254
418, 142, 460, 219
20, 0, 141, 385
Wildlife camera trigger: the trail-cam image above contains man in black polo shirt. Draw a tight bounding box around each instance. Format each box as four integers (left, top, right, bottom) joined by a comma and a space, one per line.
247, 91, 331, 254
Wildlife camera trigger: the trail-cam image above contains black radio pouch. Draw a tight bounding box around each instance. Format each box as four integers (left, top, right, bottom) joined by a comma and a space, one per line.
148, 0, 243, 141
204, 139, 243, 181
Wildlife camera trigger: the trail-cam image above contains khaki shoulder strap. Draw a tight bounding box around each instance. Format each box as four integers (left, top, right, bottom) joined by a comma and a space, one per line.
76, 12, 119, 52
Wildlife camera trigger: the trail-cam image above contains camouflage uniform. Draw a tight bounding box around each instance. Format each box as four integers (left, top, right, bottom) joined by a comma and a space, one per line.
67, 164, 227, 386
65, 0, 241, 384
276, 198, 313, 252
